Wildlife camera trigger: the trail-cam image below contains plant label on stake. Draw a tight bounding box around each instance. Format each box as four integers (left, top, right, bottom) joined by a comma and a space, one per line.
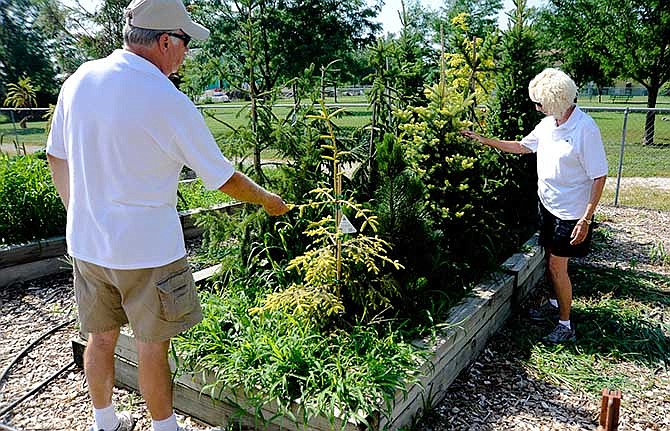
338, 214, 357, 234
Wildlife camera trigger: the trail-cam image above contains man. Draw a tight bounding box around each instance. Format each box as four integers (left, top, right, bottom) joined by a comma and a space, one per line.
462, 68, 607, 344
46, 0, 288, 430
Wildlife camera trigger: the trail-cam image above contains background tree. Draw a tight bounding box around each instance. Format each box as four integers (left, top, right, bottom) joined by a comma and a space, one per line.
190, 0, 381, 96
76, 0, 126, 59
544, 0, 670, 145
36, 0, 128, 77
0, 0, 57, 104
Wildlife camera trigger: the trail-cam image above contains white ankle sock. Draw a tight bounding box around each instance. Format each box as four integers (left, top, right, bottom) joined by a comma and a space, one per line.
152, 413, 178, 431
559, 319, 571, 329
94, 404, 119, 431
549, 298, 559, 308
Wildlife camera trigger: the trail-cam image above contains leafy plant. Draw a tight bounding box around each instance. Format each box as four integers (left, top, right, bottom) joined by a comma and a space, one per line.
3, 76, 38, 109
372, 132, 436, 313
0, 153, 66, 244
395, 81, 507, 285
176, 179, 230, 212
175, 287, 427, 430
486, 0, 544, 231
649, 241, 670, 267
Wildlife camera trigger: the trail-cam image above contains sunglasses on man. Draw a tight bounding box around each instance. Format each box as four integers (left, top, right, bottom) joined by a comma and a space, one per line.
165, 32, 191, 47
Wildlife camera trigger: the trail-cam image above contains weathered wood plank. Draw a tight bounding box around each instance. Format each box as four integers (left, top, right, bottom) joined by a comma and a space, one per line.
381, 273, 516, 430
502, 232, 544, 288
0, 236, 67, 269
383, 235, 544, 430
193, 264, 222, 284
0, 256, 71, 287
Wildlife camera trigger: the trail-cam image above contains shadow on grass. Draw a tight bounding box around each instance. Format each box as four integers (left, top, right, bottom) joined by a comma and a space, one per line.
570, 263, 670, 367
571, 263, 670, 308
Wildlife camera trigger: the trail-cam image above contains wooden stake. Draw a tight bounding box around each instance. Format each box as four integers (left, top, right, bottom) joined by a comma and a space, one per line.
597, 388, 622, 431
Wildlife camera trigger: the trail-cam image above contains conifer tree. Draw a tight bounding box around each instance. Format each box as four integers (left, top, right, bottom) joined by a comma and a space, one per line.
487, 0, 544, 230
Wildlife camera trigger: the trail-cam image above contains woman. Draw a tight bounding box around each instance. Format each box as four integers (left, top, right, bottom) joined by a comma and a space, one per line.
462, 68, 608, 344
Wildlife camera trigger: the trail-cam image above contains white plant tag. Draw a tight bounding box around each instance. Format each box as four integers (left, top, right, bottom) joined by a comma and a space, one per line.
338, 214, 357, 234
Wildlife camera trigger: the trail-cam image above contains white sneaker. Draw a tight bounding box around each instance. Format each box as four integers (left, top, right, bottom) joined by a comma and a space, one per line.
89, 411, 136, 431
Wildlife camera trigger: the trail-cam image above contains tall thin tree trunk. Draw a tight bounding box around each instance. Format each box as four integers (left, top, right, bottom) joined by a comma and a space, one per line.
643, 86, 658, 146
246, 3, 264, 184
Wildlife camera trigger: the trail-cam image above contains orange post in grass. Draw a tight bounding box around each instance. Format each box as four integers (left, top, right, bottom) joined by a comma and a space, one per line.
597, 388, 622, 431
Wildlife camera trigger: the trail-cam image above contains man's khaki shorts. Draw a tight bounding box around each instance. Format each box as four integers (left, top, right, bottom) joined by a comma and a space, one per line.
73, 256, 202, 342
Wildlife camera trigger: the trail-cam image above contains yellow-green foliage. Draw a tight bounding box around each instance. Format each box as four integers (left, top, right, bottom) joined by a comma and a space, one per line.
256, 191, 404, 324
395, 78, 508, 271
445, 13, 497, 105
396, 83, 477, 220
256, 92, 403, 324
251, 282, 344, 323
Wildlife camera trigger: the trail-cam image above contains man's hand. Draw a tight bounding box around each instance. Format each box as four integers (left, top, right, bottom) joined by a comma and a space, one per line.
570, 219, 590, 245
263, 192, 289, 216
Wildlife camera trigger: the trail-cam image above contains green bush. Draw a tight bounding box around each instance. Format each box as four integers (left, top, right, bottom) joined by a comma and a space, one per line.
176, 179, 230, 212
0, 153, 66, 244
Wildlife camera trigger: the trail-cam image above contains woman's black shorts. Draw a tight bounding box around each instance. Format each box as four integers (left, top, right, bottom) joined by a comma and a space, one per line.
538, 202, 593, 258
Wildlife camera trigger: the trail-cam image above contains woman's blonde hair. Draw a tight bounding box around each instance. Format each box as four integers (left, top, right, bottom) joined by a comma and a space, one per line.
528, 68, 578, 119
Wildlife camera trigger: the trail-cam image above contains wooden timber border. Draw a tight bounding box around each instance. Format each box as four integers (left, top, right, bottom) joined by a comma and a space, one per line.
0, 202, 243, 288
72, 233, 545, 430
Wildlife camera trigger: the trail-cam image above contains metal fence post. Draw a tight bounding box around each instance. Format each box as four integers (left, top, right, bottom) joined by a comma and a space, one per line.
613, 107, 629, 207
9, 109, 20, 148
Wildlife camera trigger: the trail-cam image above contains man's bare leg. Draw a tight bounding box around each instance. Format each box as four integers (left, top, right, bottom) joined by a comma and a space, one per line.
136, 339, 173, 421
85, 329, 120, 408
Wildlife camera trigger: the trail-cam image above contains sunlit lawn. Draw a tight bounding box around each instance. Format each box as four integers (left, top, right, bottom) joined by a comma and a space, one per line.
2, 95, 669, 178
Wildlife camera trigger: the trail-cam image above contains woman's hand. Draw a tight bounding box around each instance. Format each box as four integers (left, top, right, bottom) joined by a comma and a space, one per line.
570, 219, 590, 245
460, 129, 484, 143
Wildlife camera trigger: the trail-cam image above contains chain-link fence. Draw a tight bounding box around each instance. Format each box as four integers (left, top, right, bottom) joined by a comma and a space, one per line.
582, 106, 670, 211
3, 104, 669, 210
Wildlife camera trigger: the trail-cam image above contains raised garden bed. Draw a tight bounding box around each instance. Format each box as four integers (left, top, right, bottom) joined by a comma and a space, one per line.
0, 202, 243, 288
71, 233, 545, 430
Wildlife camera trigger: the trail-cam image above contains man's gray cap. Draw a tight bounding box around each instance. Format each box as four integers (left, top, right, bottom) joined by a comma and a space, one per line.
124, 0, 210, 40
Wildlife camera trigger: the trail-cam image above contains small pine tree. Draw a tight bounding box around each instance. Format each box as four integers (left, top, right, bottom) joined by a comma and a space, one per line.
487, 0, 545, 234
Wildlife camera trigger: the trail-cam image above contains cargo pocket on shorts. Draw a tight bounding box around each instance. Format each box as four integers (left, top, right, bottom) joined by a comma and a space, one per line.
156, 267, 197, 321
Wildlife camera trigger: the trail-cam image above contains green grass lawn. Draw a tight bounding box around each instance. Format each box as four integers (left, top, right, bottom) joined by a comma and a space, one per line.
586, 110, 670, 177
3, 96, 668, 179
0, 120, 48, 154
602, 180, 670, 211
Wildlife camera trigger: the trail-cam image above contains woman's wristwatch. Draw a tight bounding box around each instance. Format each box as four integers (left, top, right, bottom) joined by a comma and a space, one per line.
579, 218, 592, 225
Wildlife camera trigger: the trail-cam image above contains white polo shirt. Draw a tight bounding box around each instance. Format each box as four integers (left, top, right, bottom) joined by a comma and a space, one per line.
47, 49, 234, 269
521, 106, 608, 220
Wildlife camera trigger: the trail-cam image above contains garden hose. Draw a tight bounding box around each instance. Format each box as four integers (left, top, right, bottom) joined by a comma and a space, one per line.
0, 360, 76, 418
0, 318, 76, 386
